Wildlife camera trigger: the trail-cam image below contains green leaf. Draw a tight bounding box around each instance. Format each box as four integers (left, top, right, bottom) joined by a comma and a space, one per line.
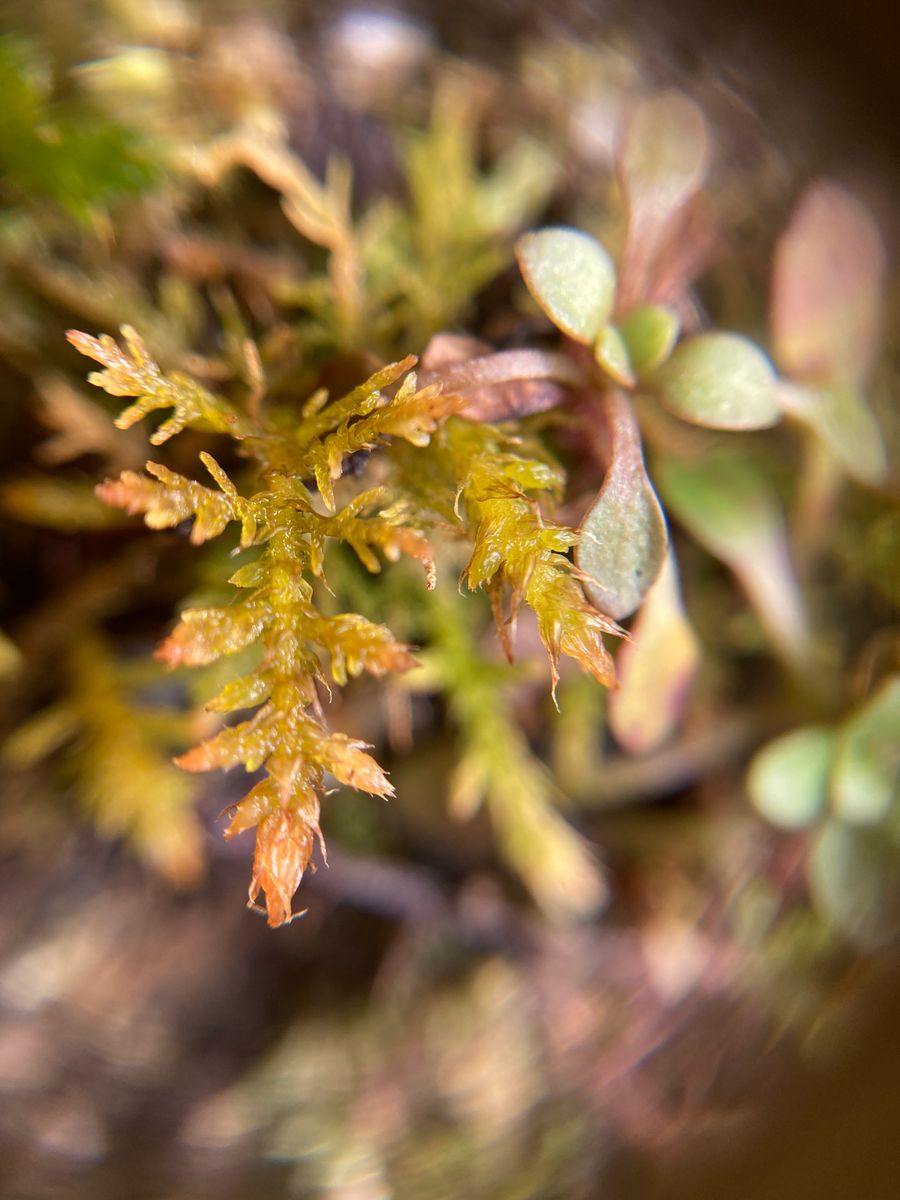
576, 391, 668, 620
619, 304, 680, 375
831, 676, 900, 826
654, 332, 779, 430
810, 819, 900, 949
594, 325, 635, 387
0, 38, 159, 221
748, 726, 835, 830
777, 382, 886, 486
771, 181, 885, 388
657, 454, 809, 664
516, 227, 616, 344
608, 552, 699, 753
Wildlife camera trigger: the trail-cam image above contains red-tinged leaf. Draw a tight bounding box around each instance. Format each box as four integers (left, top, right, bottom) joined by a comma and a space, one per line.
421, 334, 582, 420
609, 551, 699, 754
641, 192, 716, 308
771, 181, 886, 387
616, 92, 710, 309
420, 332, 490, 372
576, 390, 668, 621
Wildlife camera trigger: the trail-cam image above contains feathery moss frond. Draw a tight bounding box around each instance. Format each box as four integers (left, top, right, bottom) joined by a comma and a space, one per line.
76, 330, 451, 925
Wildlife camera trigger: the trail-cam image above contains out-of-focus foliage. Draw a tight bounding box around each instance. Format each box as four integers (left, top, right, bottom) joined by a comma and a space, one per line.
0, 35, 159, 221
751, 677, 900, 947
3, 631, 202, 883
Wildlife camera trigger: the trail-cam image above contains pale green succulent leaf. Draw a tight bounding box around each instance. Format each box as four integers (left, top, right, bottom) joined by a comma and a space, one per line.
618, 304, 680, 375
594, 324, 635, 387
576, 391, 668, 621
777, 382, 886, 486
831, 676, 900, 826
748, 726, 835, 830
655, 332, 779, 430
658, 454, 809, 664
810, 819, 900, 950
516, 227, 616, 344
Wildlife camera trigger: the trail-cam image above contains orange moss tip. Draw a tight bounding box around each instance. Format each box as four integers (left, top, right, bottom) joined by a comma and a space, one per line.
247, 807, 323, 928
174, 742, 216, 772
95, 472, 148, 514
155, 636, 190, 668
377, 643, 420, 676
65, 328, 100, 358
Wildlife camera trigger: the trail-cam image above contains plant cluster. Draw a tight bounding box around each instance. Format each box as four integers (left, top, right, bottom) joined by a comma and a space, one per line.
0, 9, 896, 951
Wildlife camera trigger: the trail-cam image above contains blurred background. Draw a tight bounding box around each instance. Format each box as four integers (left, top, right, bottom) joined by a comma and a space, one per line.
0, 1, 898, 1197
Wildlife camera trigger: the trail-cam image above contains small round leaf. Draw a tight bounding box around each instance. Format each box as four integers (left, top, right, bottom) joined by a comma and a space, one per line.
831, 676, 900, 826
748, 726, 835, 831
619, 304, 680, 375
594, 324, 635, 387
810, 819, 900, 950
655, 332, 779, 430
516, 227, 616, 344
